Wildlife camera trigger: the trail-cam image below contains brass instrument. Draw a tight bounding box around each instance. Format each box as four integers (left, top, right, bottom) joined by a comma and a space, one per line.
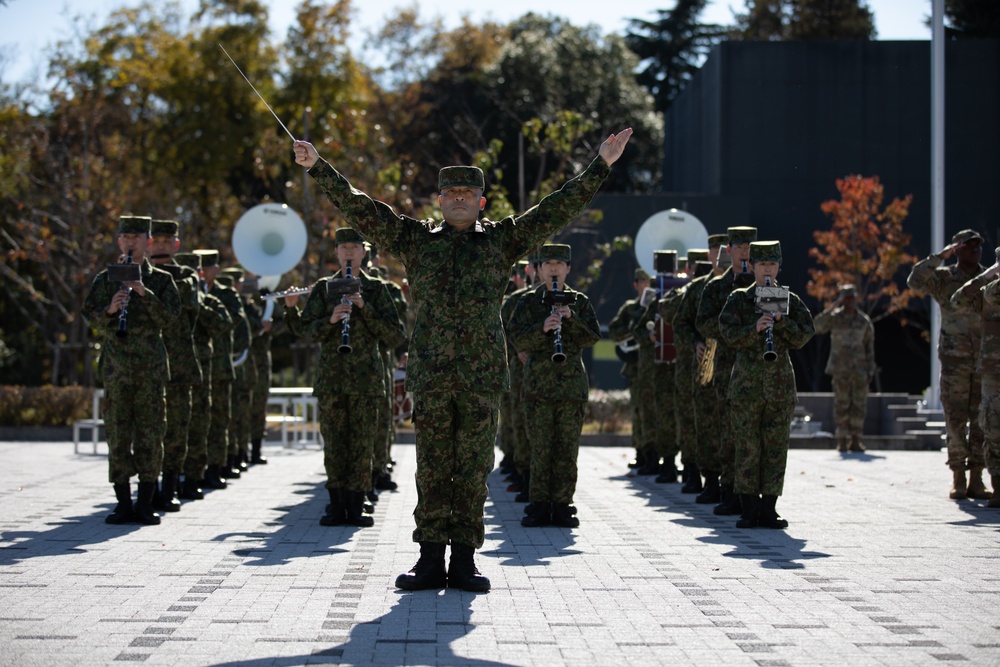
696, 339, 717, 386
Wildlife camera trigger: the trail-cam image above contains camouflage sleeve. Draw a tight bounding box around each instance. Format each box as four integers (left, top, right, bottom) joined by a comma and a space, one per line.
507, 297, 549, 355
907, 255, 945, 297
201, 294, 234, 333
632, 301, 657, 350
812, 306, 837, 335
360, 281, 407, 350
244, 300, 264, 337
718, 291, 759, 351
83, 272, 116, 325
696, 279, 723, 341
773, 292, 815, 350
950, 275, 990, 314
561, 294, 601, 350
140, 274, 181, 328
282, 305, 303, 338
673, 287, 701, 346
864, 315, 876, 376
504, 157, 611, 261
299, 282, 339, 343
985, 278, 1000, 307
607, 300, 633, 341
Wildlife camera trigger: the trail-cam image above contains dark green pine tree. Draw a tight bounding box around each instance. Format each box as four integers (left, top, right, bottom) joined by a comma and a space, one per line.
625, 0, 730, 113
945, 0, 1000, 38
733, 0, 876, 41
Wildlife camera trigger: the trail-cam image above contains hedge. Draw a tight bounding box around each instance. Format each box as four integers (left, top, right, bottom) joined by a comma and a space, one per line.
0, 385, 94, 427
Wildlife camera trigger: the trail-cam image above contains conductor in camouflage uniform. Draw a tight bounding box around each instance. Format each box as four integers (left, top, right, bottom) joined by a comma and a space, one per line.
293, 127, 632, 593
508, 244, 601, 528
719, 241, 814, 529
951, 247, 1000, 506
148, 220, 202, 511
907, 229, 988, 499
83, 215, 181, 525
813, 284, 876, 453
298, 228, 406, 527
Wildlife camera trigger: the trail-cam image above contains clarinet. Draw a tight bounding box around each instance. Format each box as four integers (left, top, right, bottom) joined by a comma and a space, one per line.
550, 277, 566, 363
116, 250, 134, 339
338, 260, 353, 355
762, 277, 777, 362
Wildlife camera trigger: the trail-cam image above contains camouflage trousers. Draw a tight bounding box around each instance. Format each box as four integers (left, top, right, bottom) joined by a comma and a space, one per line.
831, 373, 868, 439
510, 365, 532, 476
635, 371, 658, 462
525, 399, 586, 504
412, 391, 499, 548
104, 376, 165, 484
714, 360, 737, 485
674, 355, 697, 466
373, 392, 390, 475
654, 363, 678, 462
250, 357, 270, 441
184, 380, 211, 479
629, 384, 642, 454
731, 390, 795, 496
229, 370, 254, 459
207, 380, 231, 467
980, 367, 1000, 476
319, 393, 378, 493
694, 378, 721, 473
941, 357, 984, 470
163, 384, 192, 474
498, 389, 515, 460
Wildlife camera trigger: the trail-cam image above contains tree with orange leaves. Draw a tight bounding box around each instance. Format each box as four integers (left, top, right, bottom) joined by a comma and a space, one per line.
807, 174, 917, 322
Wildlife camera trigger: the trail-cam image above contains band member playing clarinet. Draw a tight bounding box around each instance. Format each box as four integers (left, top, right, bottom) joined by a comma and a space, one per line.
718, 241, 814, 530
83, 216, 181, 525
508, 244, 600, 528
298, 228, 406, 527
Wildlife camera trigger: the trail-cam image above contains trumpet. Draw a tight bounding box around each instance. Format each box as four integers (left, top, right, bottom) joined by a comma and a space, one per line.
116, 250, 134, 339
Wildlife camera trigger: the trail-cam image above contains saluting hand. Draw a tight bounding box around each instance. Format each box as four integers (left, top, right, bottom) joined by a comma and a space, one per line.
937, 242, 958, 260
293, 140, 319, 169
598, 128, 634, 166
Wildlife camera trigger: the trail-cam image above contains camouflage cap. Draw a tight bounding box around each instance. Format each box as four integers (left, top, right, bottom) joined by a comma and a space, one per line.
727, 226, 757, 246
707, 234, 728, 249
335, 227, 365, 245
511, 260, 528, 277
952, 229, 983, 245
439, 166, 485, 191
687, 249, 709, 263
538, 243, 571, 263
193, 249, 220, 267
174, 252, 201, 269
150, 220, 179, 236
221, 266, 244, 281
634, 267, 651, 281
749, 240, 782, 263
118, 215, 151, 235
838, 283, 857, 295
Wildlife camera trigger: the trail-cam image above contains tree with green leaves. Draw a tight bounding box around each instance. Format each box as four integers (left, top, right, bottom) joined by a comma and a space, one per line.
626, 0, 729, 113
945, 0, 1000, 38
733, 0, 876, 41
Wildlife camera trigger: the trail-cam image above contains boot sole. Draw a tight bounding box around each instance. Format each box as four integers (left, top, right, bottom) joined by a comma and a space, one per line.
395, 577, 447, 591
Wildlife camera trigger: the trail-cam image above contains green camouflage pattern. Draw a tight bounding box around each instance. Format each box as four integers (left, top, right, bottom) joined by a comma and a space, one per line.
250, 301, 273, 442
608, 296, 646, 452
438, 165, 485, 190
163, 384, 192, 474
155, 262, 203, 385
319, 393, 379, 492
184, 379, 211, 480
814, 306, 875, 439
230, 296, 261, 458
524, 400, 587, 503
719, 283, 814, 495
207, 378, 231, 467
501, 285, 533, 474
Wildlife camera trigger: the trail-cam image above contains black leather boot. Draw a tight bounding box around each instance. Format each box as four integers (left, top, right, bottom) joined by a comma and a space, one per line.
713, 485, 743, 516
158, 473, 182, 512
179, 476, 204, 500
203, 465, 227, 489
681, 464, 703, 494
134, 481, 161, 525
320, 488, 345, 526
695, 473, 721, 504
345, 491, 375, 527
105, 483, 134, 524
758, 495, 789, 529
221, 455, 241, 479
655, 458, 679, 483
448, 544, 490, 592
551, 502, 580, 528
637, 456, 660, 475
514, 472, 531, 502
250, 438, 268, 465
395, 543, 448, 591
735, 494, 760, 528
521, 501, 551, 527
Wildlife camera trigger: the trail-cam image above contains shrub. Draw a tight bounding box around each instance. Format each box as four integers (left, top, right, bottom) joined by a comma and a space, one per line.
0, 385, 94, 426
585, 389, 632, 434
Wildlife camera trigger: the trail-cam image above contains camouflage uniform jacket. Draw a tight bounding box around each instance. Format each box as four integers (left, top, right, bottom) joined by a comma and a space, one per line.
951, 273, 1000, 373
502, 284, 533, 358
632, 286, 685, 385
156, 262, 203, 385
696, 267, 743, 373
907, 255, 984, 359
192, 290, 232, 383
674, 273, 713, 349
209, 283, 247, 381
813, 306, 875, 379
298, 269, 406, 398
83, 258, 181, 381
608, 296, 644, 381
718, 284, 815, 399
308, 156, 611, 394
507, 284, 600, 402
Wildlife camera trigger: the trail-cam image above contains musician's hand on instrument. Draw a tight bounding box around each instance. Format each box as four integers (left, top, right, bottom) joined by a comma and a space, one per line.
543, 314, 563, 332
124, 280, 146, 297
293, 140, 319, 169
330, 302, 352, 323
346, 293, 365, 309
107, 290, 128, 314
555, 305, 571, 320
261, 320, 273, 333
756, 313, 773, 332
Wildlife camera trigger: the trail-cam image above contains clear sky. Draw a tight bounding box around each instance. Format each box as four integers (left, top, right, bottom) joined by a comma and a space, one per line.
0, 0, 932, 85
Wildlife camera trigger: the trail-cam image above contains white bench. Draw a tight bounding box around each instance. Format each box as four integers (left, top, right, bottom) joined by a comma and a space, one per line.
264, 395, 306, 447
72, 389, 105, 455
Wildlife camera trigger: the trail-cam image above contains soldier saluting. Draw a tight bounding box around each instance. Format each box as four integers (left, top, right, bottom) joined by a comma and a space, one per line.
292, 128, 632, 592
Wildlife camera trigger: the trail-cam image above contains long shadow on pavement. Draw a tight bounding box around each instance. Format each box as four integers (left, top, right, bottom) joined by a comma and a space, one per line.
0, 504, 145, 566
205, 591, 518, 667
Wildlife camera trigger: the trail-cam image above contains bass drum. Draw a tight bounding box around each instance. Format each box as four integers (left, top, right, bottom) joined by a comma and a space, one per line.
634, 208, 709, 277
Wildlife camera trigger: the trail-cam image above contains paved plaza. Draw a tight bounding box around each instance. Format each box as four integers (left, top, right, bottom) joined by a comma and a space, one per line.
0, 439, 998, 666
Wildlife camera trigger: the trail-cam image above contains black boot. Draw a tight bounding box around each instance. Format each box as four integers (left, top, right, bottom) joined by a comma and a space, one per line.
106, 483, 134, 524
345, 491, 375, 527
628, 450, 646, 469
373, 470, 397, 491
637, 456, 660, 475
713, 485, 742, 516
681, 464, 703, 494
735, 494, 760, 528
203, 465, 227, 489
320, 488, 346, 526
447, 544, 491, 592
250, 438, 268, 465
158, 473, 182, 513
521, 501, 552, 527
655, 458, 679, 483
179, 476, 204, 500
395, 543, 448, 591
221, 455, 241, 479
758, 495, 789, 529
695, 473, 721, 504
236, 449, 249, 472
514, 472, 531, 502
551, 502, 580, 528
134, 481, 161, 525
